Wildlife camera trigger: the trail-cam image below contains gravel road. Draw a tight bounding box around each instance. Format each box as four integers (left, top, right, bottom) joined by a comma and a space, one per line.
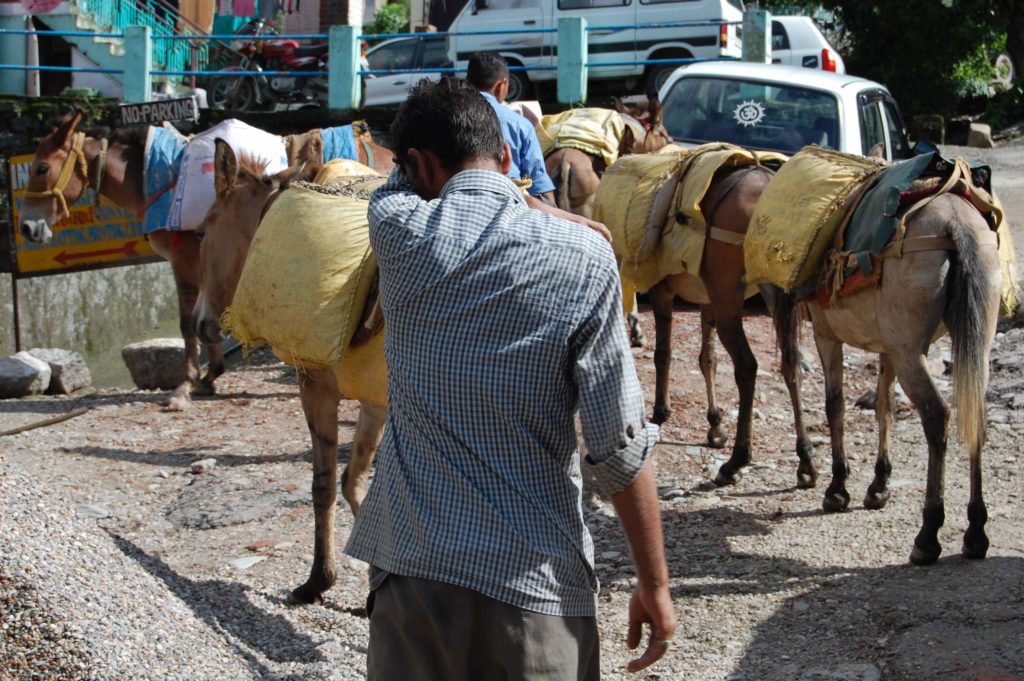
1, 143, 1022, 681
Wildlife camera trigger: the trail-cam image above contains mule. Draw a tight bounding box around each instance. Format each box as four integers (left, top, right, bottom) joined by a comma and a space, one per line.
545, 98, 672, 218
193, 140, 386, 604
633, 160, 817, 489
20, 111, 393, 410
790, 192, 1001, 565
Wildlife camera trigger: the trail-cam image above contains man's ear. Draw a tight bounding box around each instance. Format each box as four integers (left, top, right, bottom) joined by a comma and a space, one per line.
500, 142, 512, 176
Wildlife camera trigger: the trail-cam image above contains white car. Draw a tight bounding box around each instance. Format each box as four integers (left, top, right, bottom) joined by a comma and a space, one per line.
658, 61, 912, 161
771, 15, 845, 74
362, 35, 452, 107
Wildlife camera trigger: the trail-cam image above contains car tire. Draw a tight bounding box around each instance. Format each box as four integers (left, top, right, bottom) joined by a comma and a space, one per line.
645, 63, 680, 99
506, 68, 531, 102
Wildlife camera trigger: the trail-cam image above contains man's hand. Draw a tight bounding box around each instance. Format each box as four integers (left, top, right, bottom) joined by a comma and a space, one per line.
524, 195, 613, 244
626, 583, 677, 672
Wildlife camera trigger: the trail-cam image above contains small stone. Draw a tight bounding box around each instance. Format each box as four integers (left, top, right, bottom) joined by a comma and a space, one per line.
76, 504, 111, 519
190, 458, 217, 474
228, 556, 265, 570
600, 551, 622, 560
156, 470, 170, 479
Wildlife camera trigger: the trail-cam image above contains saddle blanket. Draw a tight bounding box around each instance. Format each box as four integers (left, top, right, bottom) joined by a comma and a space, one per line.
320, 124, 358, 164
168, 119, 288, 231
142, 125, 189, 234
537, 108, 625, 167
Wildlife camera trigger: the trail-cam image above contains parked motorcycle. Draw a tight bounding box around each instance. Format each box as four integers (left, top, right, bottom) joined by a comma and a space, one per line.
208, 19, 329, 111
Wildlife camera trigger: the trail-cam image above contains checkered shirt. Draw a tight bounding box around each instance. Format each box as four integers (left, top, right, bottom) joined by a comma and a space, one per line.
344, 168, 658, 617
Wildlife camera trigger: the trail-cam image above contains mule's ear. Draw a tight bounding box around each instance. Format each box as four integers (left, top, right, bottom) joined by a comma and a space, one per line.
214, 138, 238, 198
648, 96, 663, 125
57, 109, 84, 146
618, 125, 636, 157
272, 161, 310, 190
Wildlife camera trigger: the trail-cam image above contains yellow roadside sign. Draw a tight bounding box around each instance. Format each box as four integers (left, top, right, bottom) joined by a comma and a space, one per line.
7, 152, 159, 277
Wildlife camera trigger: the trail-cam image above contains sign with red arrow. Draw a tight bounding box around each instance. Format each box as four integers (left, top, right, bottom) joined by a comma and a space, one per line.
7, 153, 159, 277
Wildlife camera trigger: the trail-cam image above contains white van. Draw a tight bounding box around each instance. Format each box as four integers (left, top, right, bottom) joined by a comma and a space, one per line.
447, 0, 745, 100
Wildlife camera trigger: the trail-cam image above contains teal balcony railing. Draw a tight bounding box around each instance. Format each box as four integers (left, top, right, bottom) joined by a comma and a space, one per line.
71, 0, 208, 82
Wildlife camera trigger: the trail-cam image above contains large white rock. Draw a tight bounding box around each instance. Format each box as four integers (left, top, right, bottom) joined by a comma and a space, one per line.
26, 348, 92, 394
121, 338, 186, 391
0, 353, 52, 398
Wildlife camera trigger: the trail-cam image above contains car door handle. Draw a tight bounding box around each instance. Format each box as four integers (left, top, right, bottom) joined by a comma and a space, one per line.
394, 81, 407, 86
523, 19, 536, 25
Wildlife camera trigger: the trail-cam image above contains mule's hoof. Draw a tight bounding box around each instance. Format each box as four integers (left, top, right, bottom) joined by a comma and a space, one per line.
863, 489, 890, 510
822, 490, 850, 513
651, 407, 671, 425
630, 333, 647, 349
910, 542, 941, 566
796, 468, 818, 489
707, 431, 727, 449
714, 467, 741, 487
165, 395, 191, 412
962, 532, 989, 560
290, 582, 326, 605
191, 382, 216, 398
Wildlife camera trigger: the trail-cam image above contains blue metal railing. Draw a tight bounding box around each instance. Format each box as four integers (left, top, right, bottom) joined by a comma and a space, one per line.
0, 11, 772, 106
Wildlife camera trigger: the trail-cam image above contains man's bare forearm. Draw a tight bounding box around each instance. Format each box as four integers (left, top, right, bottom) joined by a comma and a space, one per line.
610, 459, 669, 589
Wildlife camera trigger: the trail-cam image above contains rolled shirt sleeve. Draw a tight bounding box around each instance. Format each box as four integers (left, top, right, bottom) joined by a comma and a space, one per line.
574, 255, 658, 497
515, 122, 557, 196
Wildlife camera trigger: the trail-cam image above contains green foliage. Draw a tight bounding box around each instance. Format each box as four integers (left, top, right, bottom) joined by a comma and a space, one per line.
983, 84, 1024, 130
364, 0, 410, 39
815, 0, 1016, 120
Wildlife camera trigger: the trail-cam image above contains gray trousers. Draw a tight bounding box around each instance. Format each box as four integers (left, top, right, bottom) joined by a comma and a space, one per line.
366, 573, 600, 681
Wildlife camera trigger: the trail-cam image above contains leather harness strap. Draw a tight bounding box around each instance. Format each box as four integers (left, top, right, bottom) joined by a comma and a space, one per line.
24, 131, 90, 220
707, 225, 746, 245
703, 160, 773, 247
897, 229, 998, 256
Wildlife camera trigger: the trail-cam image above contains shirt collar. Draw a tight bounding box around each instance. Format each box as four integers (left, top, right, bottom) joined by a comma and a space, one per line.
480, 91, 500, 107
440, 168, 528, 206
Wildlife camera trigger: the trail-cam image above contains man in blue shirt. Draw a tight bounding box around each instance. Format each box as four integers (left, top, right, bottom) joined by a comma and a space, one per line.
467, 52, 557, 205
346, 77, 675, 680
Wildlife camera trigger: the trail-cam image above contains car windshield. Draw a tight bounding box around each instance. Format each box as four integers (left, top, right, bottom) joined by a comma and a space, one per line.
662, 76, 841, 154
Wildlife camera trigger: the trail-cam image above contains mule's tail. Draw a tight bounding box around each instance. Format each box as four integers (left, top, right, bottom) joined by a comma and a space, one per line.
947, 204, 1001, 452
556, 157, 573, 213
763, 284, 803, 362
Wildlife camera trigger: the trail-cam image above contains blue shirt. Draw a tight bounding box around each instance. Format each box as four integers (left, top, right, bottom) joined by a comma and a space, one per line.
344, 167, 657, 617
480, 91, 556, 197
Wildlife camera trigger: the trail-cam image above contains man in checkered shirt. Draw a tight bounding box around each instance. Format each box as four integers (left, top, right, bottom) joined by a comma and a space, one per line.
345, 77, 676, 680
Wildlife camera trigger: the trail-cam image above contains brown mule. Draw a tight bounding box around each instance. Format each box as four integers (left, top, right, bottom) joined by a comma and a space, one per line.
641, 164, 817, 490
193, 140, 386, 605
20, 112, 390, 410
545, 98, 672, 218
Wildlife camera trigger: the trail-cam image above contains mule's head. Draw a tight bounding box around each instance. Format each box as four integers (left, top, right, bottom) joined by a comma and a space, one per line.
21, 110, 90, 242
192, 138, 313, 344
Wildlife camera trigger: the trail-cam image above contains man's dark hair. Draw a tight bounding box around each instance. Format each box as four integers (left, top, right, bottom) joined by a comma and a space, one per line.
466, 52, 509, 91
390, 77, 503, 171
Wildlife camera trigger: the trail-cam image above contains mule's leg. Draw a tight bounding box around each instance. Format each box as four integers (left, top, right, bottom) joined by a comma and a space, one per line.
816, 331, 851, 512
769, 287, 817, 488
650, 281, 675, 424
292, 367, 342, 604
148, 231, 202, 411
698, 305, 730, 453
963, 439, 989, 559
623, 278, 646, 348
193, 340, 225, 397
341, 403, 386, 515
891, 353, 950, 566
864, 353, 895, 509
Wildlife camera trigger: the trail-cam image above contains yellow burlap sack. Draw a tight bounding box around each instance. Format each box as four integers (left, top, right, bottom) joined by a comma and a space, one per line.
222, 183, 378, 368
537, 108, 625, 167
991, 190, 1020, 317
745, 146, 882, 292
595, 144, 786, 297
